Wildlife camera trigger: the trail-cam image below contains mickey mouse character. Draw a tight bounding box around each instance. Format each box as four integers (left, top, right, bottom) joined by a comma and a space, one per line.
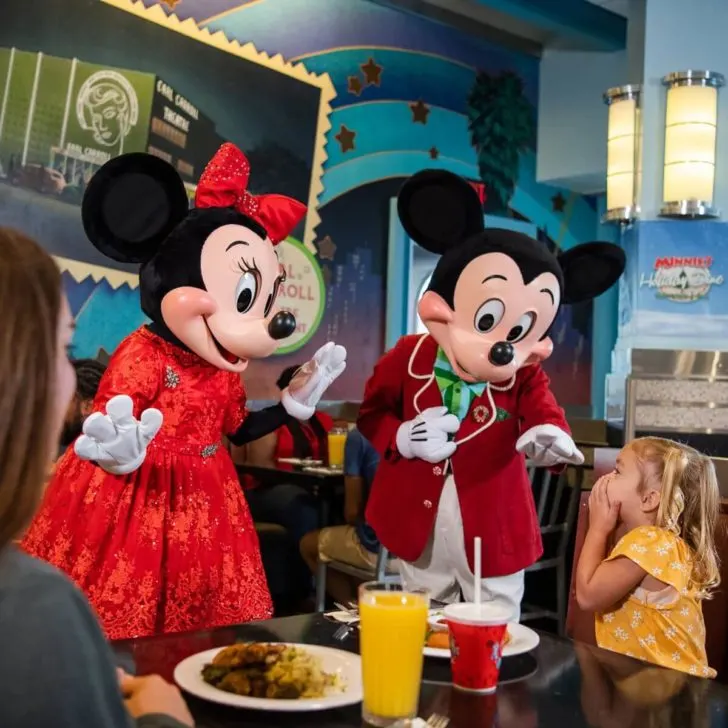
22, 144, 346, 639
358, 170, 624, 619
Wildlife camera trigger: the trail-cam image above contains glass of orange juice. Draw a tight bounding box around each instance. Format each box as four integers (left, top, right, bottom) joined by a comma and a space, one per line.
359, 582, 429, 726
327, 426, 347, 470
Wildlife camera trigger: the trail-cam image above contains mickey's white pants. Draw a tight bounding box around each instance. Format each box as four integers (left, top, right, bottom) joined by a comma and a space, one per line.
398, 475, 525, 622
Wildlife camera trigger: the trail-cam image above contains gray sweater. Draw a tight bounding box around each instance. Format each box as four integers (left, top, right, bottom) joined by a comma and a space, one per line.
0, 547, 189, 728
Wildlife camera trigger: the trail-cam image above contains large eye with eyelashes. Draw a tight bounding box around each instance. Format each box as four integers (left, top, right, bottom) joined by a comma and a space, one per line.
235, 271, 258, 313
474, 299, 505, 333
506, 312, 536, 342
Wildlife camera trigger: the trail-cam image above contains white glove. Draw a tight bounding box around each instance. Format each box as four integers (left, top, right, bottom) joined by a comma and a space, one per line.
396, 406, 460, 464
516, 424, 584, 467
74, 394, 163, 475
281, 342, 347, 420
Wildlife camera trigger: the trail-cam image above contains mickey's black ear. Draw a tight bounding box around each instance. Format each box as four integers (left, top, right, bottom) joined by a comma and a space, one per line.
397, 170, 484, 255
558, 242, 626, 304
82, 153, 189, 264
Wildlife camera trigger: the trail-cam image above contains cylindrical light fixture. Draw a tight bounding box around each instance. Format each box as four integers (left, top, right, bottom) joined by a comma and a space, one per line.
603, 84, 641, 224
660, 70, 724, 218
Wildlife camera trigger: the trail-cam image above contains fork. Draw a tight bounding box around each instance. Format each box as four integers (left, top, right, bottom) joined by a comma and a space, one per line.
332, 619, 359, 641
426, 713, 450, 728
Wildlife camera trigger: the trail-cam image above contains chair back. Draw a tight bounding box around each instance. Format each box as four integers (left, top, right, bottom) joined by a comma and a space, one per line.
530, 466, 583, 562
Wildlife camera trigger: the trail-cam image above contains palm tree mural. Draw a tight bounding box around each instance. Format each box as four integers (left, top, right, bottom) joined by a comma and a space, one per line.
467, 70, 536, 215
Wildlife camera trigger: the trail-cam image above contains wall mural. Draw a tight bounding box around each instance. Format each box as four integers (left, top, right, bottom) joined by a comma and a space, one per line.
0, 0, 598, 406
0, 0, 333, 396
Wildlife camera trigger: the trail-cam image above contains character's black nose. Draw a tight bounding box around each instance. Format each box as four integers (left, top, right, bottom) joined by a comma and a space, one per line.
489, 341, 514, 366
268, 311, 296, 340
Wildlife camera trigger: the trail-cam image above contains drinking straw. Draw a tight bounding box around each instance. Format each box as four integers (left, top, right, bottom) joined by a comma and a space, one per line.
474, 536, 482, 606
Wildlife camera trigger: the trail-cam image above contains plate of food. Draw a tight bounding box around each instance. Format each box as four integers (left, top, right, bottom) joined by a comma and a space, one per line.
174, 642, 362, 711
424, 619, 539, 659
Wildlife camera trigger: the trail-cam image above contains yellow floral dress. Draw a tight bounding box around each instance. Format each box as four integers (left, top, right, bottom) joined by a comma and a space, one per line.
595, 526, 714, 678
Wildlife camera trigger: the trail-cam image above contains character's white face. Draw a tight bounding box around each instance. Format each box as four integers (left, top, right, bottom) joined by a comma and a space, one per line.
418, 252, 560, 383
160, 224, 292, 373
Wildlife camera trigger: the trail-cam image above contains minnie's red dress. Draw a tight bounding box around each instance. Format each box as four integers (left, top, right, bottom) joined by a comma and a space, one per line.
22, 327, 273, 640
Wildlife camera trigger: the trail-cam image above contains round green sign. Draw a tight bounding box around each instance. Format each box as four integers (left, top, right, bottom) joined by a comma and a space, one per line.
274, 236, 326, 355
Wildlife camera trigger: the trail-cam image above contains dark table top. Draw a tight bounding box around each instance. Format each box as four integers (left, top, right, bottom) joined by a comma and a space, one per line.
236, 460, 344, 486
113, 613, 728, 728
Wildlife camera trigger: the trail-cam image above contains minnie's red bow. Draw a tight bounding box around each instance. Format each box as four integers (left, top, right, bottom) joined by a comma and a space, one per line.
195, 143, 307, 245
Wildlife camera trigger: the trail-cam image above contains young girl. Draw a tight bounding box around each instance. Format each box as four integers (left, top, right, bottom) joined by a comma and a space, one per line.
576, 437, 720, 677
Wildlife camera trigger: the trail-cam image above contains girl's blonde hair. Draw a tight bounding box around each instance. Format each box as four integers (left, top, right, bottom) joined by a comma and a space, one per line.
629, 437, 720, 599
0, 228, 62, 549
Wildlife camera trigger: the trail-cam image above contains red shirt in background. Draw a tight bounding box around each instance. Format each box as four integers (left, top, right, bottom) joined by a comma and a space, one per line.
275, 412, 334, 461
241, 412, 334, 490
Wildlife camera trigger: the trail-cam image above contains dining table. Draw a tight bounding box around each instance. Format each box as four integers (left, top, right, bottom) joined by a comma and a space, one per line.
113, 613, 728, 728
236, 459, 344, 527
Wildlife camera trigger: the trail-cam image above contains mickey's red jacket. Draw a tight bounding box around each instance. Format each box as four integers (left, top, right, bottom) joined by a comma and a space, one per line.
358, 334, 570, 578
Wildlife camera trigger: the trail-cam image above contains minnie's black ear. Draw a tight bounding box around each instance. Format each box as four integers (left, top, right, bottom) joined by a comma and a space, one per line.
82, 153, 189, 264
397, 169, 484, 255
558, 242, 626, 304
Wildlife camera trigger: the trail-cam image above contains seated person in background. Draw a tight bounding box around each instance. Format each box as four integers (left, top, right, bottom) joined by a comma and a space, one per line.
235, 365, 333, 604
242, 365, 333, 545
300, 427, 382, 605
576, 436, 719, 678
59, 358, 107, 454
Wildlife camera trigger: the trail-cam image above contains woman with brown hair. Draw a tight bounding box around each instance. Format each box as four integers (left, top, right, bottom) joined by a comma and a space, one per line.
0, 228, 193, 728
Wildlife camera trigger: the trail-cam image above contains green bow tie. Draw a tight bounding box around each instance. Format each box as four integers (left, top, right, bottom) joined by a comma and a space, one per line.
433, 348, 487, 422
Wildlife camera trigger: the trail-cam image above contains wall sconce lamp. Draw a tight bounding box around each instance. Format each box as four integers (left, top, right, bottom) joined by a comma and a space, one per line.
603, 84, 641, 225
660, 70, 724, 219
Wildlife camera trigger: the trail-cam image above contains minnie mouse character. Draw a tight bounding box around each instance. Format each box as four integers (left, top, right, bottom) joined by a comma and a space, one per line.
22, 144, 346, 639
358, 170, 624, 619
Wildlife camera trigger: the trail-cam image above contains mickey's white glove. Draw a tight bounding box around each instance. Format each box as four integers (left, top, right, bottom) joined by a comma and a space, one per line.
516, 424, 584, 467
396, 406, 460, 464
281, 342, 347, 420
74, 395, 163, 475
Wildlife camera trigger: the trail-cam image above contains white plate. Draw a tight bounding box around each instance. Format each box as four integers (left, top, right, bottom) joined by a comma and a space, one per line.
301, 466, 340, 475
325, 608, 444, 626
174, 644, 362, 711
423, 622, 540, 659
277, 458, 324, 466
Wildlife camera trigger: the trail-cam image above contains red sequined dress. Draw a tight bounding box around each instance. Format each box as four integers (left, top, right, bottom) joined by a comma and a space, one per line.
21, 327, 273, 640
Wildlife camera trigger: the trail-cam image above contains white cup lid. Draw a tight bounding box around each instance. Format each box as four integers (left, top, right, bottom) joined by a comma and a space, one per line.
443, 601, 511, 625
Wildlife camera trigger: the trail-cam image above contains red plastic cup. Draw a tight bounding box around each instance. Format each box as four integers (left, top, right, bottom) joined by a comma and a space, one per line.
443, 602, 510, 694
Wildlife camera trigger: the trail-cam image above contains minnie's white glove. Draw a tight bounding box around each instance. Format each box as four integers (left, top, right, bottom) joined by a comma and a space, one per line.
396, 406, 460, 464
516, 424, 584, 467
281, 342, 347, 420
74, 395, 163, 475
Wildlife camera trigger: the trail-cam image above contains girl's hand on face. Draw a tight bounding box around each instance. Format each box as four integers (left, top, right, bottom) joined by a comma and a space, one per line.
588, 475, 620, 536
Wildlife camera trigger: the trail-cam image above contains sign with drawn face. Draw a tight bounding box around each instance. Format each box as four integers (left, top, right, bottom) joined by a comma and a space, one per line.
274, 237, 326, 354
64, 62, 154, 158
76, 70, 140, 148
